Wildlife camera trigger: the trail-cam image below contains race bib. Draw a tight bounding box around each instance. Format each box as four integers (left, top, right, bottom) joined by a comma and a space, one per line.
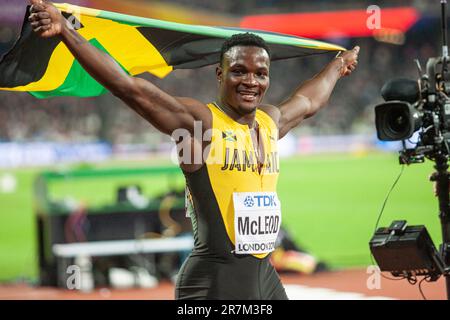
233, 192, 281, 254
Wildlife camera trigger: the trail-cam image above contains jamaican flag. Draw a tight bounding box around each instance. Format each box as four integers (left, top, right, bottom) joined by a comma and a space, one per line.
0, 2, 346, 98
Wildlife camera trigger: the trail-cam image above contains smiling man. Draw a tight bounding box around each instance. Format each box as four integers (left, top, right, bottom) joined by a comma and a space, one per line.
29, 0, 359, 300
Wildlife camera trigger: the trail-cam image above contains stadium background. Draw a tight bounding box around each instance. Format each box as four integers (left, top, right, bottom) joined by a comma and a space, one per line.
0, 0, 445, 299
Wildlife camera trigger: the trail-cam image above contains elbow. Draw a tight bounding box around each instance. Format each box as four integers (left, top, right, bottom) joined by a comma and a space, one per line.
305, 96, 329, 119
303, 96, 317, 119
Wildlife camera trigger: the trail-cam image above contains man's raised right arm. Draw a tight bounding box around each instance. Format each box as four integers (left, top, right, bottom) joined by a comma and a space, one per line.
29, 0, 209, 135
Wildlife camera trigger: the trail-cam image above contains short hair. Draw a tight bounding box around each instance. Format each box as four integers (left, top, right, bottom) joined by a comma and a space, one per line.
219, 33, 271, 66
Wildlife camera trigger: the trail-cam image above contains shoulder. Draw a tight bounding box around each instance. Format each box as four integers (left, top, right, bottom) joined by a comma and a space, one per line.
175, 97, 212, 130
258, 104, 281, 127
175, 96, 208, 109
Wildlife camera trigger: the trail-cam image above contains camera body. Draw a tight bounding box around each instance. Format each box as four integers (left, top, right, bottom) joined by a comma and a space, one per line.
372, 56, 450, 283
375, 57, 450, 164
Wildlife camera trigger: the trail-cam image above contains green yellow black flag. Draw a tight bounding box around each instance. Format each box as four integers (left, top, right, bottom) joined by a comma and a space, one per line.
0, 3, 346, 98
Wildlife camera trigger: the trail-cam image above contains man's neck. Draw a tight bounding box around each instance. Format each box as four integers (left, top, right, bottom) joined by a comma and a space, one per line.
215, 99, 257, 129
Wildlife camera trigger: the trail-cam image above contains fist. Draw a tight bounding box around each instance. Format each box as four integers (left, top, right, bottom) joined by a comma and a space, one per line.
29, 0, 65, 38
337, 46, 359, 77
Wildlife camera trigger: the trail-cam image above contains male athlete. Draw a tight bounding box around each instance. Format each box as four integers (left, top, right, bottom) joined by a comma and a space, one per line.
29, 0, 359, 299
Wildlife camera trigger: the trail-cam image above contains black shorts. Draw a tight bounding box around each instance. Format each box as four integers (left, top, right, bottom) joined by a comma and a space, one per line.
175, 253, 288, 300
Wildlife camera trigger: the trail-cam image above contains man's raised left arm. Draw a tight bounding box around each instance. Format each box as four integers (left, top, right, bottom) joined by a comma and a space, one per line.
269, 46, 359, 139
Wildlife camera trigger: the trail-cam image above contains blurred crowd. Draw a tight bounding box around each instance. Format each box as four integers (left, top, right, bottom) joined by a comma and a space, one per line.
0, 0, 443, 144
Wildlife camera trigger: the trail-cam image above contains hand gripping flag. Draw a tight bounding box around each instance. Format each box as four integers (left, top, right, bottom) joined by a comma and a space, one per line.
0, 3, 346, 98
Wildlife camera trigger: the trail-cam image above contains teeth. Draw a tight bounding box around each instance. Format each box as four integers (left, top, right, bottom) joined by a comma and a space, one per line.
241, 94, 256, 101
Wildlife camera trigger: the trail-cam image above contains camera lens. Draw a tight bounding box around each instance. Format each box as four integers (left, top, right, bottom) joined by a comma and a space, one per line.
375, 101, 418, 141
387, 107, 409, 135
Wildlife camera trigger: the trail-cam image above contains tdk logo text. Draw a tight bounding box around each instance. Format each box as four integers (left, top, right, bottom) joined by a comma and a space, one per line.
244, 195, 277, 207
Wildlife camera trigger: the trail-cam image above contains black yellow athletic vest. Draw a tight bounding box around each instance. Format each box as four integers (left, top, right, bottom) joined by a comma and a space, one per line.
185, 103, 280, 259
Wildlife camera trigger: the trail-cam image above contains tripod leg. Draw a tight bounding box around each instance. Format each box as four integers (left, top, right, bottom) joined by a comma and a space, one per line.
432, 156, 450, 299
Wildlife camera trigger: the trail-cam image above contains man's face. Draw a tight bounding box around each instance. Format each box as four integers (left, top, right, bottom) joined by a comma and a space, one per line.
217, 45, 270, 114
